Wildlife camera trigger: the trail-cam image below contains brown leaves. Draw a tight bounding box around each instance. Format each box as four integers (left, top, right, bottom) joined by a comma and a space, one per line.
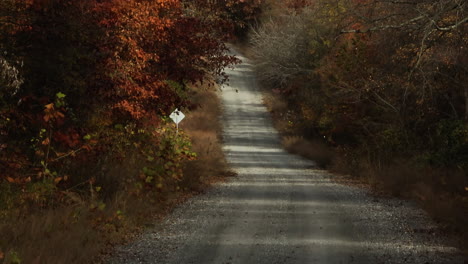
54, 176, 65, 184
93, 0, 179, 119
54, 130, 81, 148
92, 0, 238, 120
41, 137, 50, 146
43, 103, 64, 123
5, 176, 31, 184
0, 0, 240, 211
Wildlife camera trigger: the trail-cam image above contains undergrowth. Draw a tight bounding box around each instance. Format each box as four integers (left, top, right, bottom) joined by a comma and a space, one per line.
0, 82, 228, 264
250, 2, 467, 250
262, 81, 468, 252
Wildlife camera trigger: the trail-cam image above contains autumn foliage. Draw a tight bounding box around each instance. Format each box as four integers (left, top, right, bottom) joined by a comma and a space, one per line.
253, 0, 467, 241
0, 0, 252, 214
0, 0, 263, 261
254, 0, 468, 170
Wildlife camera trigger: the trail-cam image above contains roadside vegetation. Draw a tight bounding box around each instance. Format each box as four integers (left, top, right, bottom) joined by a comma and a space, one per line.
0, 0, 262, 263
250, 0, 467, 249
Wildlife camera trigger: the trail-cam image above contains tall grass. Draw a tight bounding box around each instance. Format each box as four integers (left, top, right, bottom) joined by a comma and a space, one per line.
0, 82, 229, 264
261, 77, 467, 251
181, 83, 230, 190
282, 136, 333, 168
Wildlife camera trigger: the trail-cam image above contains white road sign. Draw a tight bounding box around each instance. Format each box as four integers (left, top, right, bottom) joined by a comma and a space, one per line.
170, 108, 185, 125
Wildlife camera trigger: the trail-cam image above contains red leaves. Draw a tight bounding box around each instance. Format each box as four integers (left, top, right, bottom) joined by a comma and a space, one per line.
91, 0, 237, 120
0, 0, 239, 206
54, 130, 81, 148
92, 0, 180, 119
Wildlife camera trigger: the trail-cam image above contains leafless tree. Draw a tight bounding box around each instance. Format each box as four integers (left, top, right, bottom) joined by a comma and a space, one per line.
250, 9, 319, 89
340, 0, 468, 119
0, 55, 23, 96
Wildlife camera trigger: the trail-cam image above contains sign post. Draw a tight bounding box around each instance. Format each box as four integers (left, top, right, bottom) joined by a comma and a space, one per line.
169, 108, 185, 135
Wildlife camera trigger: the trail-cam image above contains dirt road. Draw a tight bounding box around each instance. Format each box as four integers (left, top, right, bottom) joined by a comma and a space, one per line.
108, 51, 464, 264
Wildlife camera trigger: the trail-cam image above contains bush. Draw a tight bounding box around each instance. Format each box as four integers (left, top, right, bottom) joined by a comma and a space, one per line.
282, 136, 334, 168
251, 0, 468, 247
429, 119, 468, 169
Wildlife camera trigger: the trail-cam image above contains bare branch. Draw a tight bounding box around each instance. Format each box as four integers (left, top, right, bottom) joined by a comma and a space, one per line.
433, 16, 468, 31
340, 15, 426, 33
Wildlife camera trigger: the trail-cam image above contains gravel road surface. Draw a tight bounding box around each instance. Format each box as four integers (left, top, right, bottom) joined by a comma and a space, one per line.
108, 51, 465, 264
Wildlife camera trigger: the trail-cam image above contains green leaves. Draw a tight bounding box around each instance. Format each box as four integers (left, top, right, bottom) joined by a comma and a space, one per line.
142, 166, 157, 177
56, 92, 66, 99
136, 123, 198, 193
7, 250, 21, 264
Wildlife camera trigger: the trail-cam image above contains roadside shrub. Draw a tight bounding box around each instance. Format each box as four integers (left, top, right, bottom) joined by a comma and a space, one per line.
429, 119, 468, 169
250, 8, 319, 89
252, 0, 468, 247
282, 136, 334, 168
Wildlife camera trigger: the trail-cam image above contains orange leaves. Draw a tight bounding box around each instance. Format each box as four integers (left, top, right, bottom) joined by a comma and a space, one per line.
93, 0, 182, 119
5, 176, 31, 184
6, 177, 15, 183
43, 103, 64, 123
89, 0, 238, 121
41, 137, 50, 146
54, 175, 69, 184
0, 0, 239, 209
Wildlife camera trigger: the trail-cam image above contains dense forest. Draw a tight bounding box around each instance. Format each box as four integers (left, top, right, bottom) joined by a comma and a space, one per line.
0, 0, 467, 262
252, 0, 467, 244
0, 0, 261, 262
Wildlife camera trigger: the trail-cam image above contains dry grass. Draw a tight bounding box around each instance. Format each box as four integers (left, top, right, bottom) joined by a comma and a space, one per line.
0, 81, 230, 264
1, 207, 101, 264
419, 188, 468, 250
262, 90, 299, 136
0, 187, 160, 264
257, 68, 468, 251
0, 191, 184, 264
261, 86, 333, 168
282, 136, 334, 168
262, 91, 288, 116
330, 154, 468, 250
181, 82, 231, 190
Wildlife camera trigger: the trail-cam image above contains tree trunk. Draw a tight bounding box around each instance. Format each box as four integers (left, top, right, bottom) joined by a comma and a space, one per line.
465, 84, 468, 121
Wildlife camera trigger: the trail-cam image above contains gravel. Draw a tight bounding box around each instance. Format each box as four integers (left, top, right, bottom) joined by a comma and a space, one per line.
107, 51, 465, 264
